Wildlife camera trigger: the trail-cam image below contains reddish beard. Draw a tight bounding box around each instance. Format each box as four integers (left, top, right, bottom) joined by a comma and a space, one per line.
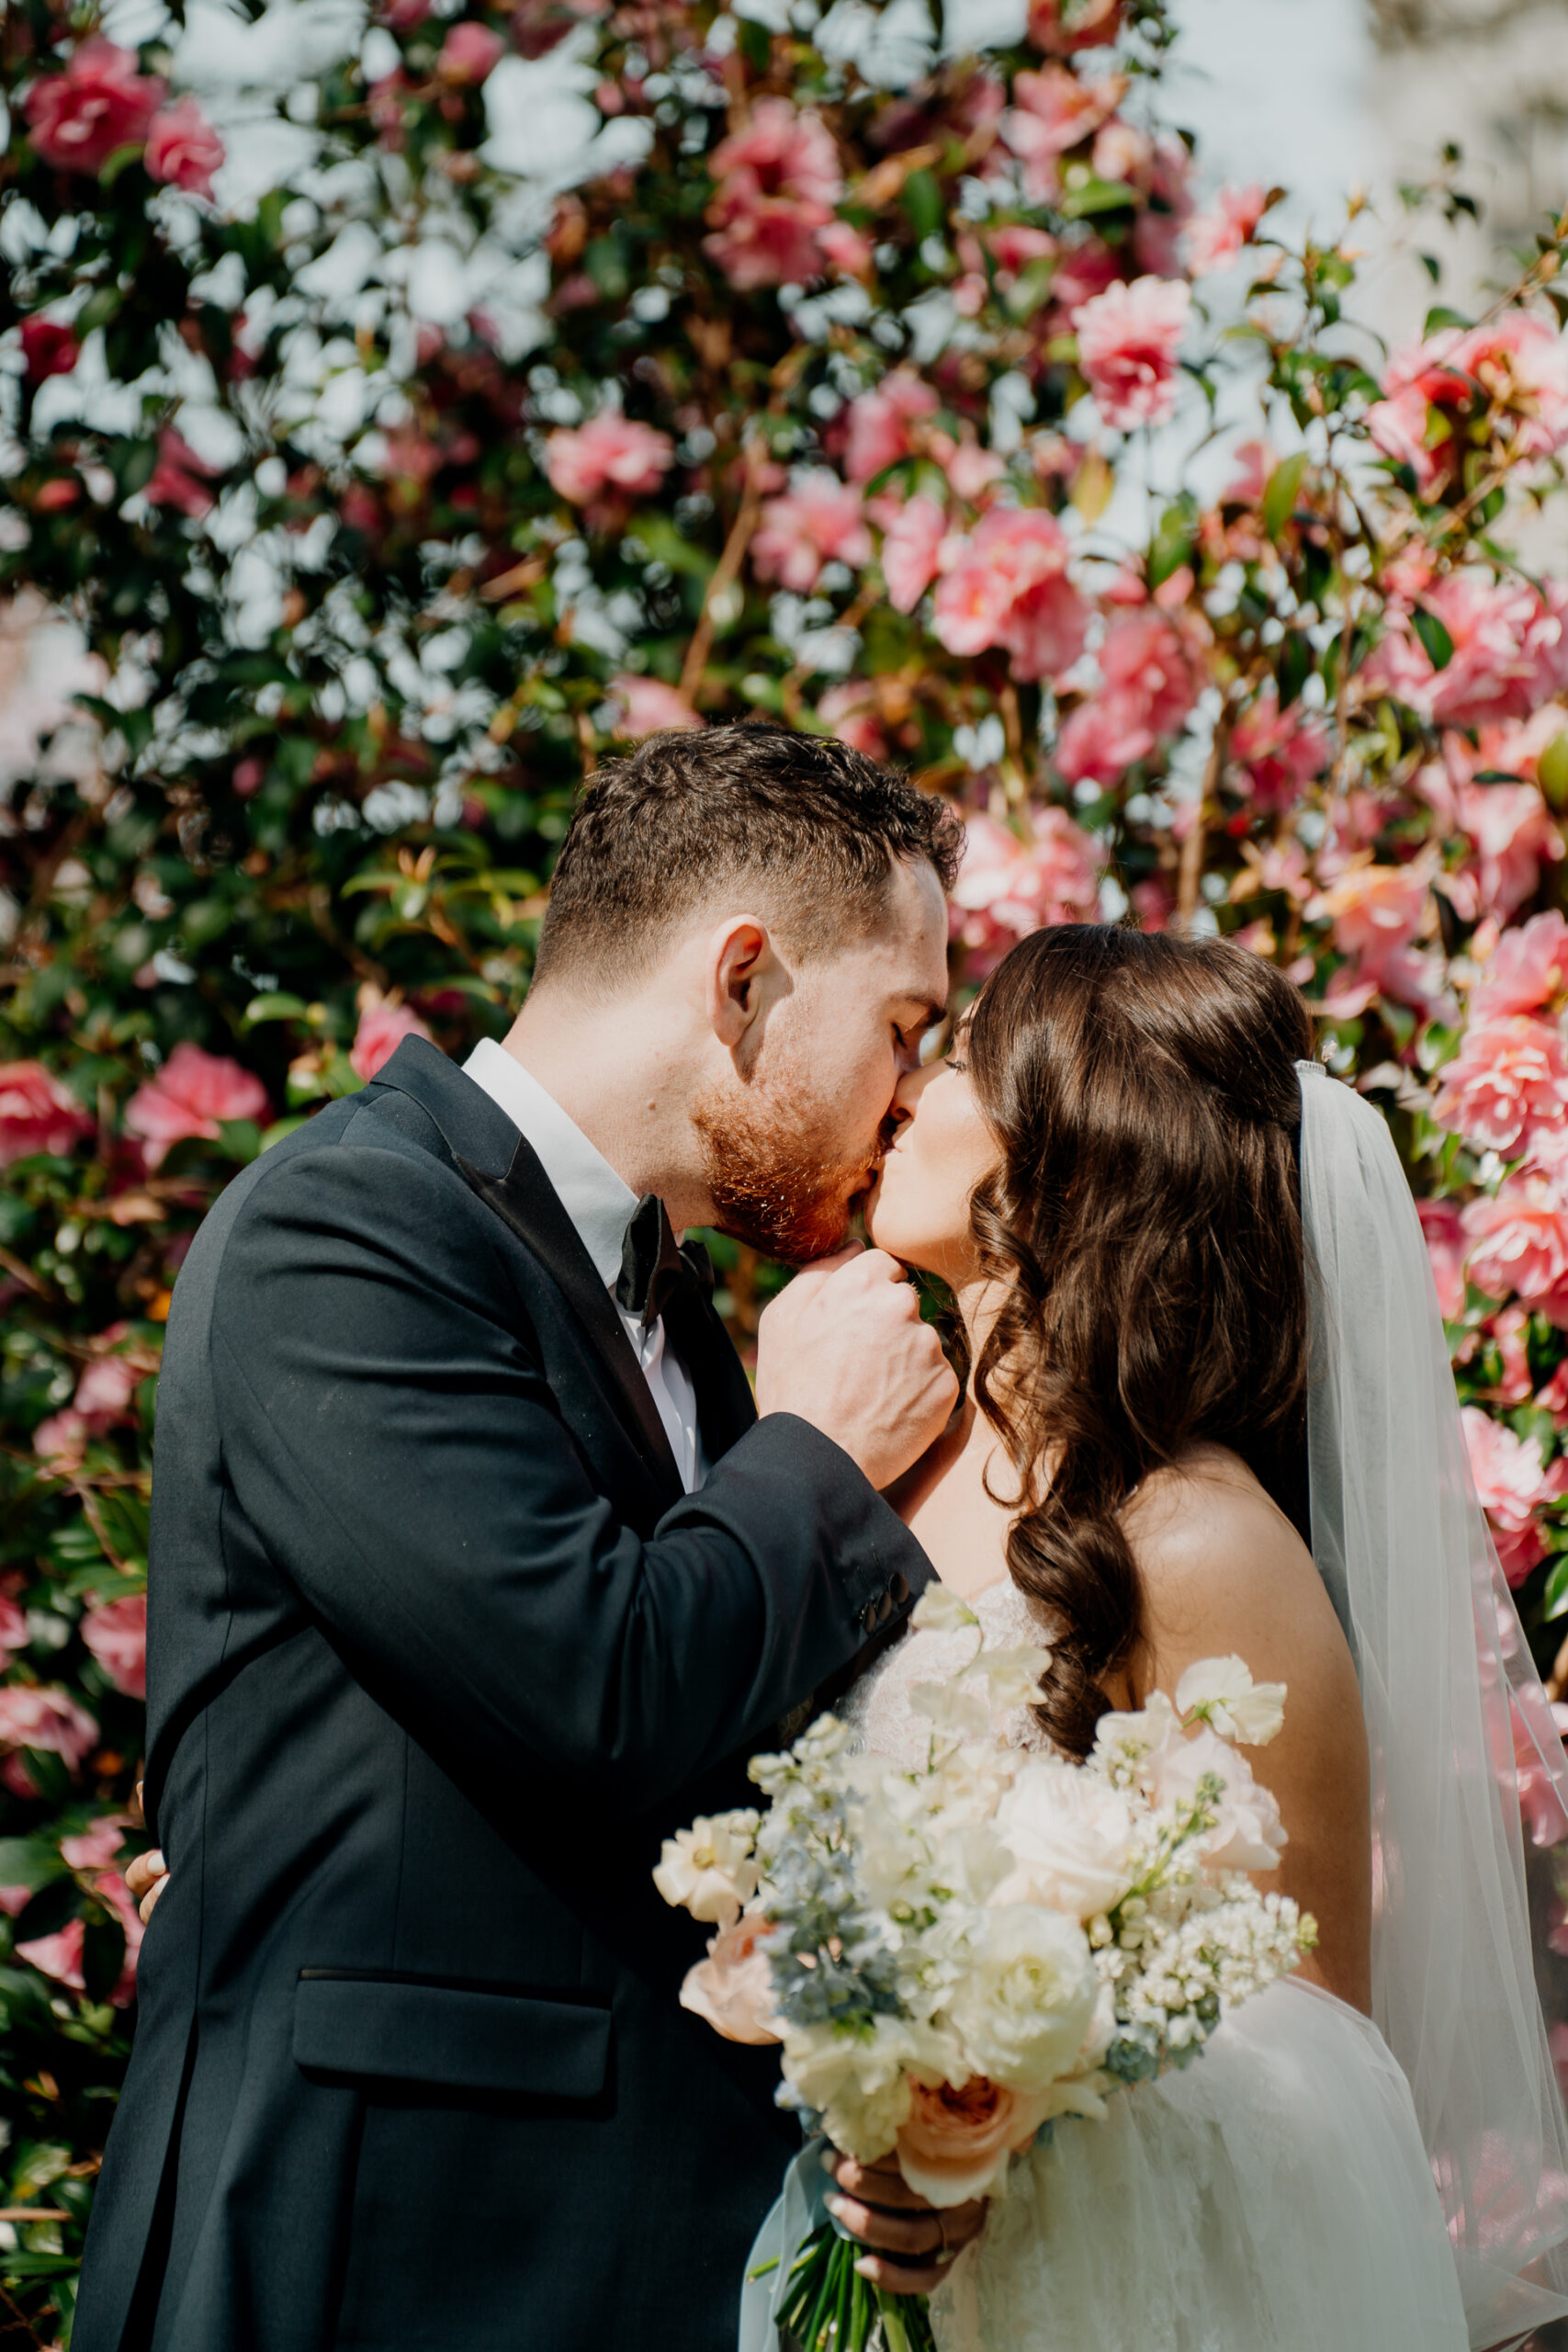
692, 1081, 887, 1264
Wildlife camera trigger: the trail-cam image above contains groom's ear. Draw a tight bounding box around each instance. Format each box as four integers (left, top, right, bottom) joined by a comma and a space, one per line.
705, 914, 779, 1050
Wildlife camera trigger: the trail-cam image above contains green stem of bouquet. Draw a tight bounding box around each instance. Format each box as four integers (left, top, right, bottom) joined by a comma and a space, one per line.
776, 2222, 939, 2352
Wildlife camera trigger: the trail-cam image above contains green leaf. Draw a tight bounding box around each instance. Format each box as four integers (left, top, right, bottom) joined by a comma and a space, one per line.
243, 993, 310, 1026
80, 1910, 126, 2007
10, 1876, 82, 1947
1423, 306, 1472, 334
1544, 1555, 1568, 1622
0, 1842, 70, 1897
1261, 451, 1309, 542
1277, 630, 1312, 710
1411, 605, 1455, 672
901, 170, 943, 242
1147, 495, 1197, 590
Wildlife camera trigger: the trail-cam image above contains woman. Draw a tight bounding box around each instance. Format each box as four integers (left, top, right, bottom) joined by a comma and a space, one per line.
746, 924, 1568, 2352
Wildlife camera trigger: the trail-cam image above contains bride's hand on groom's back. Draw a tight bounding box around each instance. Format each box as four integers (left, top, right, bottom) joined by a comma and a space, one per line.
754, 1247, 958, 1494
822, 2149, 987, 2294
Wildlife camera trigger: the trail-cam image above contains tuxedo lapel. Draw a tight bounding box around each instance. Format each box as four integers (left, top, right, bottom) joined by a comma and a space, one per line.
366, 1038, 684, 1510
457, 1138, 684, 1507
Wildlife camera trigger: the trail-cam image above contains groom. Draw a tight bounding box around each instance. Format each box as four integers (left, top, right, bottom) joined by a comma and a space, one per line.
73, 725, 966, 2352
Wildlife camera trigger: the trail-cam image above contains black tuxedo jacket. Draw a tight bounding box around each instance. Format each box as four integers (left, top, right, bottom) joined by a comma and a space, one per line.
73, 1037, 932, 2352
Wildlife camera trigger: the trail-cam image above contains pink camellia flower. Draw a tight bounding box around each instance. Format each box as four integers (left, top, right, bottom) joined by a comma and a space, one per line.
1464, 1178, 1568, 1309
124, 1040, 269, 1170
679, 1913, 780, 2045
0, 1061, 93, 1167
608, 676, 703, 740
349, 994, 433, 1084
1432, 1017, 1568, 1155
1073, 276, 1191, 432
1091, 119, 1152, 188
1450, 781, 1563, 924
1182, 184, 1267, 277
817, 220, 874, 277
543, 413, 674, 506
74, 1352, 141, 1426
1002, 67, 1125, 200
0, 1596, 28, 1668
932, 507, 1088, 683
878, 494, 947, 615
941, 441, 1007, 505
1370, 313, 1568, 493
20, 320, 83, 383
33, 1410, 89, 1472
1487, 1303, 1536, 1406
1305, 857, 1430, 984
1472, 910, 1568, 1023
145, 427, 218, 519
82, 1595, 147, 1700
1462, 1405, 1568, 1587
1055, 610, 1199, 785
948, 807, 1100, 975
24, 39, 165, 177
0, 1684, 98, 1797
1027, 0, 1123, 51
704, 99, 842, 290
896, 2075, 1054, 2208
144, 96, 225, 198
17, 1861, 143, 2005
1417, 1198, 1469, 1323
842, 370, 939, 483
752, 476, 871, 593
1364, 571, 1568, 731
438, 21, 506, 82
817, 681, 888, 761
61, 1815, 129, 1873
1229, 689, 1330, 811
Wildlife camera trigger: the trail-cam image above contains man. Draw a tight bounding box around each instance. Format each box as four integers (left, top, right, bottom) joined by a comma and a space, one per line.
73, 726, 968, 2352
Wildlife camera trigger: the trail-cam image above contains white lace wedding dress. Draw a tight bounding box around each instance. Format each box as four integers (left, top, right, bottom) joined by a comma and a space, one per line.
834, 1579, 1472, 2352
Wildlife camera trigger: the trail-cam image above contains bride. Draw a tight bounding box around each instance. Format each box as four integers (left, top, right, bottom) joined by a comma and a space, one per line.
741, 922, 1568, 2352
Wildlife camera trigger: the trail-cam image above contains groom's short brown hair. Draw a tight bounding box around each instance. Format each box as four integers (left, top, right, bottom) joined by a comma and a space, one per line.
534, 721, 963, 990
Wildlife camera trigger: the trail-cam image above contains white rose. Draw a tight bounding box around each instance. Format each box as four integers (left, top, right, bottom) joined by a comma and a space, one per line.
782, 2015, 961, 2163
651, 1810, 761, 1925
946, 1904, 1099, 2093
1175, 1656, 1287, 1747
993, 1759, 1137, 1921
1146, 1725, 1288, 1874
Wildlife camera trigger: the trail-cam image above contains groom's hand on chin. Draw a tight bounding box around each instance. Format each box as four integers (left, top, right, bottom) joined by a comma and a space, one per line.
754, 1245, 958, 1493
822, 2150, 987, 2294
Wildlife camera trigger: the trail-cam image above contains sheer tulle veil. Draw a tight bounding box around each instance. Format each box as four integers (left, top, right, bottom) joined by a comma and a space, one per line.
1298, 1060, 1568, 2347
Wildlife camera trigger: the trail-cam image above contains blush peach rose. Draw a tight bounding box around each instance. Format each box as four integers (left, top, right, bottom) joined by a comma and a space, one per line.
895, 2075, 1050, 2206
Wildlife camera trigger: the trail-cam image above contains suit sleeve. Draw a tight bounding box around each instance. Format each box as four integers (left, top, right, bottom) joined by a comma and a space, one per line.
207, 1136, 931, 1815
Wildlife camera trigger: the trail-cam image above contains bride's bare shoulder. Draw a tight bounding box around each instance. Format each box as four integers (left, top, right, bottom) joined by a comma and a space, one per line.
1122, 1445, 1354, 1707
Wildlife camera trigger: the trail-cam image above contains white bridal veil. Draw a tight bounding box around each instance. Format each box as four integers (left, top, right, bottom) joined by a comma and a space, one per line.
1298, 1060, 1568, 2348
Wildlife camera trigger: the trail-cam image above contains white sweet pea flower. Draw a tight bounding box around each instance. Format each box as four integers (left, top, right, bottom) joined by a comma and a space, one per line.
946, 1903, 1099, 2092
912, 1677, 992, 1740
910, 1584, 980, 1634
992, 1758, 1138, 1921
651, 1809, 761, 1925
1146, 1725, 1289, 1874
1089, 1689, 1179, 1782
976, 1643, 1053, 1714
1175, 1656, 1287, 1747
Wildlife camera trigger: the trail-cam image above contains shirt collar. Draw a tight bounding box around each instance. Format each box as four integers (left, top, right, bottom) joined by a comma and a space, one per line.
462, 1037, 637, 1289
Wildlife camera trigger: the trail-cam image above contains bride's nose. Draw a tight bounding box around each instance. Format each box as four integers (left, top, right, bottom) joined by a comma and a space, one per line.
889, 1059, 942, 1133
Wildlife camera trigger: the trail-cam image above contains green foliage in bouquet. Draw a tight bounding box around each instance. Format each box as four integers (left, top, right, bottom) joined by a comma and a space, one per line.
5, 0, 1568, 2333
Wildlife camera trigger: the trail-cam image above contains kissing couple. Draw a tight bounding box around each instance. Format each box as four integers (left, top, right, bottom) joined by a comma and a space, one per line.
73, 725, 1568, 2351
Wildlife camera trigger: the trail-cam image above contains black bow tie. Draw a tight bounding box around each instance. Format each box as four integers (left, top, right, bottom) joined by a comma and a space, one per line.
615, 1193, 714, 1330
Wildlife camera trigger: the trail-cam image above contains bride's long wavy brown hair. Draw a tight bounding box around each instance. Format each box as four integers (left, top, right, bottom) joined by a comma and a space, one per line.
965, 924, 1314, 1758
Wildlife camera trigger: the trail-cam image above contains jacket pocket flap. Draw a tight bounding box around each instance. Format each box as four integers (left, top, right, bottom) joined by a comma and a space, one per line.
293, 1973, 610, 2098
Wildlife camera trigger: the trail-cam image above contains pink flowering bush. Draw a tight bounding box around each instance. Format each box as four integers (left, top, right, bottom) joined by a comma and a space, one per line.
7, 0, 1568, 2324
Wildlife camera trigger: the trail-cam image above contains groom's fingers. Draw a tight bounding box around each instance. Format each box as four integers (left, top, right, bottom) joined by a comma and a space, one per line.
822, 2152, 987, 2296
826, 2153, 929, 2210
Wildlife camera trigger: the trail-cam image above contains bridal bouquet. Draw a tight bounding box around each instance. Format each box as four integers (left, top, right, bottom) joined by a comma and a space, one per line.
654, 1588, 1314, 2352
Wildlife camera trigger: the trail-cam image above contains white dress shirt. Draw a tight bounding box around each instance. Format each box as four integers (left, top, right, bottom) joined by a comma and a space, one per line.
463, 1037, 705, 1492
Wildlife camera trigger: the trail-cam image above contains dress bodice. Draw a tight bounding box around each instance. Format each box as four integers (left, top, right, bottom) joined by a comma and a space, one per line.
836, 1577, 1058, 1770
